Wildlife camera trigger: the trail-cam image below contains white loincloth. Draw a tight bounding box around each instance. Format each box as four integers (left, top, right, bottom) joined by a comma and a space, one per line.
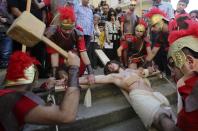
129, 89, 170, 128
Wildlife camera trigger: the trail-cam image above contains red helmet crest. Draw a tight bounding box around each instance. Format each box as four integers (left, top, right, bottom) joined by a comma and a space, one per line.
144, 7, 167, 19
58, 6, 76, 22
6, 51, 40, 81
168, 20, 198, 45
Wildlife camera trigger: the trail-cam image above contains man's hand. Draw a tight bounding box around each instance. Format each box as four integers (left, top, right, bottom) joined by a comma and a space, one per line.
87, 74, 95, 85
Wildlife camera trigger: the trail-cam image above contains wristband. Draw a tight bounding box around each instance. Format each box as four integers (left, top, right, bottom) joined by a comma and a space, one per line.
86, 64, 94, 74
68, 65, 79, 88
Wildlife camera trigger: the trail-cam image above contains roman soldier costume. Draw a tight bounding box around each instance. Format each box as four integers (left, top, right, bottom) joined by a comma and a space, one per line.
0, 51, 44, 131
120, 19, 151, 67
145, 7, 171, 75
47, 6, 94, 77
168, 20, 198, 131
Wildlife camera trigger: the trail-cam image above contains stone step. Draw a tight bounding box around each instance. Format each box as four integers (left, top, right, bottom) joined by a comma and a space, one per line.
98, 117, 147, 131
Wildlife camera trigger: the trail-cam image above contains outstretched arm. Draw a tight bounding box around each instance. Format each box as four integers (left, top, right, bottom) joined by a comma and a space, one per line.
24, 52, 80, 124
79, 74, 115, 86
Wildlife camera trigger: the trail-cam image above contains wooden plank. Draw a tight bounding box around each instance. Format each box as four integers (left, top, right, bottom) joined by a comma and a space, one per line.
95, 49, 110, 65
55, 84, 101, 92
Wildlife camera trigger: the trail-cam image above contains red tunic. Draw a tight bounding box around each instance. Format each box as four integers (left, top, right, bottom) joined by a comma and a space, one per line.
120, 34, 150, 65
0, 89, 38, 131
177, 76, 198, 131
47, 26, 87, 76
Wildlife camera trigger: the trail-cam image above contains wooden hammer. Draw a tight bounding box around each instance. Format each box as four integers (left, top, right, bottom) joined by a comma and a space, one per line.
7, 10, 68, 58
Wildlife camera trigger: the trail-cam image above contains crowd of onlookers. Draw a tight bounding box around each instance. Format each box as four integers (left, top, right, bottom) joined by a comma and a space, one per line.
0, 0, 198, 78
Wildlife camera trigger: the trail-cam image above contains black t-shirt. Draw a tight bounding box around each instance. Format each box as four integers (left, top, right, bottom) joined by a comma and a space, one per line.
7, 0, 43, 20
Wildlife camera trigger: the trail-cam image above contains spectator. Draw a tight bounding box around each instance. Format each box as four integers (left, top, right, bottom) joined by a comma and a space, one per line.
152, 0, 174, 20
98, 22, 106, 49
175, 0, 189, 16
90, 14, 101, 69
7, 0, 49, 78
0, 0, 13, 69
105, 9, 120, 60
100, 3, 109, 24
75, 0, 94, 64
93, 7, 101, 15
190, 10, 198, 21
115, 6, 123, 23
120, 0, 139, 36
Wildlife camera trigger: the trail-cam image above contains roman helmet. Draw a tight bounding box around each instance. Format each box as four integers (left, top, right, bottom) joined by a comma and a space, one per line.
135, 19, 147, 33
58, 6, 76, 30
4, 51, 40, 87
144, 7, 168, 31
168, 20, 198, 69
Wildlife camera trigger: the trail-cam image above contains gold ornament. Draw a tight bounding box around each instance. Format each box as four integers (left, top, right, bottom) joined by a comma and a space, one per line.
168, 36, 198, 69
150, 14, 164, 26
135, 24, 146, 32
171, 50, 186, 69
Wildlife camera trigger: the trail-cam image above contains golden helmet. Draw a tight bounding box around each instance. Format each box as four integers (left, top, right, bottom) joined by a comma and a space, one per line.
4, 51, 40, 87
168, 21, 198, 68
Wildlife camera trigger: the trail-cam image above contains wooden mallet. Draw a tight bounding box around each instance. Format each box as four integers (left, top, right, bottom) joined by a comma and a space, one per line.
7, 10, 68, 58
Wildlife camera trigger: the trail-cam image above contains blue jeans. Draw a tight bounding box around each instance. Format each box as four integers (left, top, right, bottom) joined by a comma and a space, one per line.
0, 33, 13, 66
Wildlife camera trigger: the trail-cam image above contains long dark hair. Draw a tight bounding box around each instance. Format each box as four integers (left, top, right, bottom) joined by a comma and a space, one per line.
104, 60, 123, 75
107, 9, 117, 21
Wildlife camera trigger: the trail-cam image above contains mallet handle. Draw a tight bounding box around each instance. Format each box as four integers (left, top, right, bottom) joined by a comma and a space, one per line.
22, 0, 32, 52
42, 36, 68, 58
26, 0, 32, 12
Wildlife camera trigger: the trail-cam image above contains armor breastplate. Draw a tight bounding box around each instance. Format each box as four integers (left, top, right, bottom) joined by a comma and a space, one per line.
127, 39, 146, 57
52, 29, 77, 51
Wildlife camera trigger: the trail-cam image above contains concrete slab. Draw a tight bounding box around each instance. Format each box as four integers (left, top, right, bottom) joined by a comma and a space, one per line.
98, 117, 147, 131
